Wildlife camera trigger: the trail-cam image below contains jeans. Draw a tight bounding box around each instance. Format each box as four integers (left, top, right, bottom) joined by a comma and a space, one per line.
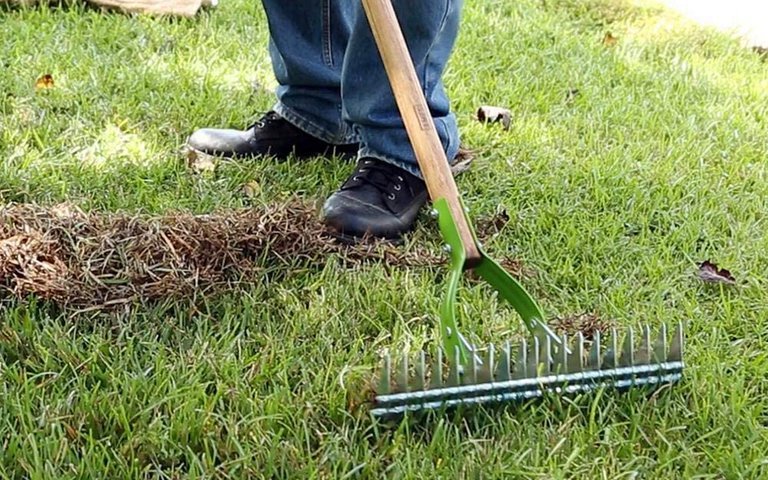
261, 0, 462, 178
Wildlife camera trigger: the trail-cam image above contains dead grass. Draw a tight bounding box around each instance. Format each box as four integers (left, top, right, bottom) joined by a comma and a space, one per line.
0, 200, 447, 310
551, 312, 614, 339
0, 200, 527, 312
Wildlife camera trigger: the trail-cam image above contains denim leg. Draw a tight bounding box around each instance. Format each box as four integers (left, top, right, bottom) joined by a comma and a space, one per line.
261, 0, 358, 145
342, 0, 463, 178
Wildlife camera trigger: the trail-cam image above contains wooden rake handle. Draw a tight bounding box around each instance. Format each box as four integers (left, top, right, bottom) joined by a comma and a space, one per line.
361, 0, 481, 265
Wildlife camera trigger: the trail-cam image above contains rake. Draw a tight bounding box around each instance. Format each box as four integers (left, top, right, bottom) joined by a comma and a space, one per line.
360, 0, 685, 418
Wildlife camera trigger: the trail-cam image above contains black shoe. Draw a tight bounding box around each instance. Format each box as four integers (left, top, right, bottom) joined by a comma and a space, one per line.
186, 111, 359, 160
322, 158, 428, 241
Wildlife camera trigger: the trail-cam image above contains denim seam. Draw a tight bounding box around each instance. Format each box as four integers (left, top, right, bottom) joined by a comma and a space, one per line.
321, 0, 334, 67
422, 0, 452, 92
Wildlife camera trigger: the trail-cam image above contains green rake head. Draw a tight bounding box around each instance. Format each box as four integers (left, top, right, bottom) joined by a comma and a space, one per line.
370, 199, 685, 419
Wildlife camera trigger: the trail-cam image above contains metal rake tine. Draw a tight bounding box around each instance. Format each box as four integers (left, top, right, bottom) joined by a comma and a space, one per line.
467, 347, 479, 385
497, 341, 512, 381
378, 351, 391, 395
397, 350, 410, 393
512, 338, 527, 379
542, 335, 552, 376
479, 343, 496, 383
668, 321, 684, 362
635, 324, 652, 365
447, 345, 462, 386
653, 323, 668, 363
619, 326, 635, 367
587, 330, 602, 370
554, 333, 568, 374
414, 350, 426, 391
568, 332, 585, 372
527, 337, 541, 377
429, 348, 443, 389
603, 328, 618, 368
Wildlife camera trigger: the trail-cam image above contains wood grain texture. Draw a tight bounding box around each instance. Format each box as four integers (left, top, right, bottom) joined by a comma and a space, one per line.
361, 0, 481, 265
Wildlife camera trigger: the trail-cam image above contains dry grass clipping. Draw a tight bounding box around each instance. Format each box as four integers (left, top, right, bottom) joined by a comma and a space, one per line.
0, 201, 526, 312
0, 201, 437, 310
551, 313, 613, 339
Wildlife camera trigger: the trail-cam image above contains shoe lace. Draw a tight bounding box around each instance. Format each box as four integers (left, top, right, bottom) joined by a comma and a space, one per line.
349, 160, 405, 201
248, 111, 282, 130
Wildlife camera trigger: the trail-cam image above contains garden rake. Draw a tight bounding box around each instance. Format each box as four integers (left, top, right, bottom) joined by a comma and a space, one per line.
361, 0, 685, 418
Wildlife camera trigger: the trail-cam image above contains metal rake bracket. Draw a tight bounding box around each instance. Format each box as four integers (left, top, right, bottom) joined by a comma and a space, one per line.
371, 323, 684, 418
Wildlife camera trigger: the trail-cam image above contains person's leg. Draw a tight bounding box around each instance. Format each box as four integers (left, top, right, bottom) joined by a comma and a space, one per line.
265, 0, 356, 145
343, 0, 462, 176
323, 0, 463, 240
187, 1, 359, 159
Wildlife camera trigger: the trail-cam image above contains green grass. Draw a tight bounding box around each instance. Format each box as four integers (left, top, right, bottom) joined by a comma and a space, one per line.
2, 0, 768, 477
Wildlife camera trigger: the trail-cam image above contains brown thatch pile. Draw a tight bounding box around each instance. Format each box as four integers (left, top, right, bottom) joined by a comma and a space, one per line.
0, 201, 454, 311
0, 200, 529, 312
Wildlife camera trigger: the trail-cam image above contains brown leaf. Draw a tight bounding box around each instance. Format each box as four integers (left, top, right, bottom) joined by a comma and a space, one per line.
602, 32, 618, 47
698, 260, 736, 284
476, 106, 511, 130
64, 423, 79, 441
34, 74, 54, 90
474, 208, 510, 237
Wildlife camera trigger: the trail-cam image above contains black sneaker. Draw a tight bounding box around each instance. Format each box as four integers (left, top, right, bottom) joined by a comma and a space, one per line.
186, 111, 358, 160
322, 158, 428, 241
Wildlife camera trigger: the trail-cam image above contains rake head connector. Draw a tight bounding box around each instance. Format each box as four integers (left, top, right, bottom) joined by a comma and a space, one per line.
372, 323, 684, 418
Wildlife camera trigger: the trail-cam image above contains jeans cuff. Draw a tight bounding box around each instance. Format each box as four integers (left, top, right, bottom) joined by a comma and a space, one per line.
273, 102, 359, 145
358, 146, 424, 179
357, 116, 459, 180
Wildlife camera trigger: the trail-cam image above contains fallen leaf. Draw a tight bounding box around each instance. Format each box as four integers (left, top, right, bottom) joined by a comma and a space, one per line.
184, 147, 216, 173
697, 260, 736, 285
603, 32, 618, 47
476, 106, 511, 130
242, 181, 261, 198
475, 208, 510, 236
34, 74, 54, 90
449, 146, 474, 175
64, 423, 79, 441
565, 88, 580, 103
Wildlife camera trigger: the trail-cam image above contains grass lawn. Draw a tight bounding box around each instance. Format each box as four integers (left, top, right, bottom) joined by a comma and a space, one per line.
1, 0, 767, 477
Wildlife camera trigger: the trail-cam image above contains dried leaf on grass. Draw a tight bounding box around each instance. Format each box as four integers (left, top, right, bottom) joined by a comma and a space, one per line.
565, 88, 581, 103
450, 146, 476, 175
34, 74, 54, 90
184, 147, 217, 173
551, 313, 612, 340
602, 32, 618, 46
474, 208, 510, 237
697, 260, 736, 285
242, 181, 261, 198
476, 106, 511, 130
0, 200, 526, 312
